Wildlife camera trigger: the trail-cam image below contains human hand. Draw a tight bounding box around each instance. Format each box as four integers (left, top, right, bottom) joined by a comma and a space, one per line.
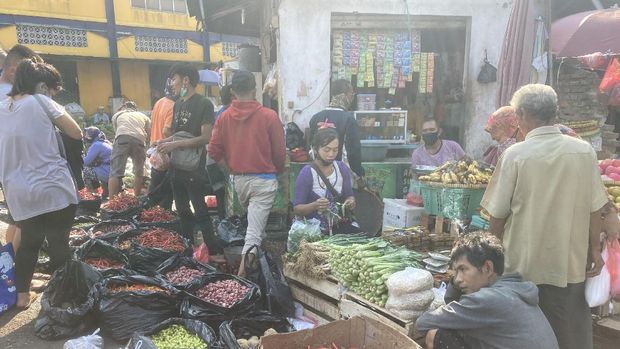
314, 198, 329, 213
344, 197, 356, 210
586, 250, 605, 278
157, 141, 178, 154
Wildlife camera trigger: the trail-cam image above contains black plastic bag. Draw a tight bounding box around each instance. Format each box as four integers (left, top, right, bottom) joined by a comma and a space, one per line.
156, 255, 216, 289
76, 198, 102, 217
34, 260, 101, 340
134, 209, 181, 232
217, 216, 247, 247
75, 239, 132, 277
219, 311, 291, 349
95, 275, 180, 341
477, 52, 497, 83
126, 318, 219, 349
100, 204, 141, 221
285, 122, 306, 150
180, 273, 261, 322
89, 219, 137, 243
68, 228, 91, 250
72, 215, 100, 230
116, 228, 192, 274
244, 246, 295, 317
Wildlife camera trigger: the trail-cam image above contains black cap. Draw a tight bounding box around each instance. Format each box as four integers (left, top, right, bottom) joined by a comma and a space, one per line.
231, 70, 256, 93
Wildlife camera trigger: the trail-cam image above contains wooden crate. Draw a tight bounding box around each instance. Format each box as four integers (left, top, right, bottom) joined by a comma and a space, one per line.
284, 267, 341, 322
340, 292, 423, 340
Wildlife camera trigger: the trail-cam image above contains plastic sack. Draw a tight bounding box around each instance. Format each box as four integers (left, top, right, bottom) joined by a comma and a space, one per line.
180, 273, 261, 321
125, 318, 218, 349
134, 210, 181, 232
600, 57, 620, 94
76, 198, 102, 217
287, 219, 322, 253
88, 219, 137, 243
217, 216, 248, 247
100, 204, 141, 221
585, 247, 610, 307
75, 239, 132, 278
0, 242, 17, 314
194, 243, 210, 265
219, 311, 291, 349
72, 215, 101, 230
156, 255, 215, 289
244, 245, 296, 317
429, 283, 447, 311
607, 239, 620, 298
116, 228, 191, 274
95, 275, 180, 341
148, 147, 170, 171
386, 267, 433, 297
34, 260, 101, 340
386, 289, 435, 312
63, 328, 103, 349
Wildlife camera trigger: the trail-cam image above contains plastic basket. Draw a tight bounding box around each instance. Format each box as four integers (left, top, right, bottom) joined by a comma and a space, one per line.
419, 182, 485, 219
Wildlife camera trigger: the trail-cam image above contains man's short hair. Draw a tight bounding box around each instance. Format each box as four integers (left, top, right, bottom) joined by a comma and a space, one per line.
169, 63, 199, 87
123, 101, 138, 110
331, 79, 352, 98
510, 84, 558, 123
3, 44, 42, 69
231, 70, 256, 94
451, 231, 505, 275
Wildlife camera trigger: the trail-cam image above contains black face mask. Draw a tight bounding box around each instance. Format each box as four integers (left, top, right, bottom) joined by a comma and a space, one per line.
422, 132, 439, 145
314, 150, 334, 166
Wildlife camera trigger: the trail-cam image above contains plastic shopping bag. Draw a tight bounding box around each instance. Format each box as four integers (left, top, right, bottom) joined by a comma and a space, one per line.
585, 247, 611, 307
0, 242, 17, 314
63, 328, 103, 349
286, 219, 322, 253
608, 239, 620, 298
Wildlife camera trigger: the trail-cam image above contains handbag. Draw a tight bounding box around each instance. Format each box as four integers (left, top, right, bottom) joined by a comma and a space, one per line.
170, 131, 203, 172
477, 51, 497, 83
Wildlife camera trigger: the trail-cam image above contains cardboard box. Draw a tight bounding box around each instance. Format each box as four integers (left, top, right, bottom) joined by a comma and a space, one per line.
261, 316, 422, 349
383, 199, 425, 230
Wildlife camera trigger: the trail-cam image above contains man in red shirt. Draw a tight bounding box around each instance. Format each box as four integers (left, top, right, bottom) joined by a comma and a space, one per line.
208, 70, 286, 276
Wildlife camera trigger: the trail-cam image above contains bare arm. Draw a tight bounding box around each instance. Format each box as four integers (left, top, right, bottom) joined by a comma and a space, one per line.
489, 215, 507, 241
587, 208, 605, 277
54, 113, 82, 140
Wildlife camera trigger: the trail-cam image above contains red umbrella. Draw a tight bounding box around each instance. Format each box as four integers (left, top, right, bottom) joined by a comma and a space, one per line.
551, 9, 620, 57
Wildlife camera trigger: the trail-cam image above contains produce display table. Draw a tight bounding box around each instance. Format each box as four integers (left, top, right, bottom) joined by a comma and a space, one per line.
283, 266, 424, 340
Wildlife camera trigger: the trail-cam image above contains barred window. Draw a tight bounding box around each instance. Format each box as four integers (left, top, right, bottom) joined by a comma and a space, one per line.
222, 42, 239, 57
16, 24, 87, 47
135, 35, 188, 53
133, 0, 187, 13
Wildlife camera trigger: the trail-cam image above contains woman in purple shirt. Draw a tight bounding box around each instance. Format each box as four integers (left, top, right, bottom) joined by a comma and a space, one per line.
411, 118, 466, 168
293, 127, 358, 234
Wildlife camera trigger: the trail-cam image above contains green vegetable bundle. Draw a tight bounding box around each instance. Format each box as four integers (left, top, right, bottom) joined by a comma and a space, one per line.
151, 324, 208, 349
327, 237, 423, 307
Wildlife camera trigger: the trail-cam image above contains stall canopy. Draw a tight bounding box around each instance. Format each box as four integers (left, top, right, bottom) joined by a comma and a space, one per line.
551, 8, 620, 57
187, 0, 260, 37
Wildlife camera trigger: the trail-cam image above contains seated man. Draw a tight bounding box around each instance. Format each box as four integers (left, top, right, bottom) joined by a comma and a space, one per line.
411, 118, 465, 168
416, 231, 559, 349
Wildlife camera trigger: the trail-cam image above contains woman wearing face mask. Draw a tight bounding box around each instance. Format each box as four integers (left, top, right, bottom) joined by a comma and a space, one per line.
0, 60, 82, 309
482, 106, 519, 166
293, 127, 359, 234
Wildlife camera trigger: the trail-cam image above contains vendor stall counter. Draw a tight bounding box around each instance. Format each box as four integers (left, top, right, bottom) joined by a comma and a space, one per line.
289, 160, 415, 200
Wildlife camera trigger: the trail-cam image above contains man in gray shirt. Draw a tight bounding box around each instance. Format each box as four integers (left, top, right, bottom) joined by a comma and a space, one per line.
416, 232, 558, 349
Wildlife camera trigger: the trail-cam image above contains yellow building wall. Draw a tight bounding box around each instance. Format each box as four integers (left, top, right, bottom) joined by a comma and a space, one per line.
119, 61, 151, 111
0, 26, 109, 58
114, 1, 198, 31
0, 0, 106, 22
116, 36, 204, 62
77, 60, 113, 115
209, 42, 236, 63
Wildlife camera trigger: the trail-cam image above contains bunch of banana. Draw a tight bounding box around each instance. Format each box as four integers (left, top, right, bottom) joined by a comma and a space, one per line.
419, 160, 493, 185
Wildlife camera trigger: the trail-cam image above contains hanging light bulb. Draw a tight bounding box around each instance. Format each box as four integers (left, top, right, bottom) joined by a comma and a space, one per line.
241, 8, 246, 25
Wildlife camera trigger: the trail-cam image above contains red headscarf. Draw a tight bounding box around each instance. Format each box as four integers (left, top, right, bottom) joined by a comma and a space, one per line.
485, 106, 519, 140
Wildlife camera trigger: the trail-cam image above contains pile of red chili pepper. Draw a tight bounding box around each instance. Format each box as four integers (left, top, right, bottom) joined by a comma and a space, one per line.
195, 279, 249, 308
84, 257, 125, 269
103, 192, 139, 212
108, 283, 167, 294
70, 228, 88, 239
165, 266, 203, 285
79, 188, 100, 201
138, 206, 176, 223
136, 228, 185, 252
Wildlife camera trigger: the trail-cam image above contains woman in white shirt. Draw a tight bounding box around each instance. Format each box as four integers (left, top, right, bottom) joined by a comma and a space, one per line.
0, 60, 82, 309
